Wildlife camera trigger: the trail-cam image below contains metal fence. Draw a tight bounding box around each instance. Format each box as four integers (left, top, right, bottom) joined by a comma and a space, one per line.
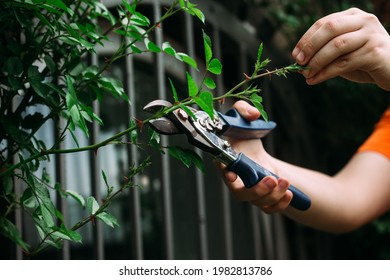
9, 0, 297, 260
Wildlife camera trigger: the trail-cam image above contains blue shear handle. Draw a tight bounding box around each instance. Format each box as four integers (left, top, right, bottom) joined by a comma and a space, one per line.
227, 153, 311, 211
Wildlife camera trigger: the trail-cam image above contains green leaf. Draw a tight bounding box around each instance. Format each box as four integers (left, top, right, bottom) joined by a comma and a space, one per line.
194, 91, 214, 119
34, 182, 57, 216
202, 30, 212, 63
96, 211, 120, 228
131, 45, 142, 54
65, 190, 85, 208
127, 25, 144, 41
207, 58, 222, 75
43, 55, 57, 73
204, 77, 216, 89
29, 79, 51, 100
148, 128, 161, 151
95, 2, 116, 25
22, 188, 37, 209
176, 52, 197, 69
45, 0, 74, 16
69, 105, 89, 137
257, 42, 263, 64
0, 218, 29, 251
8, 76, 24, 91
167, 146, 204, 172
66, 75, 77, 109
59, 36, 81, 46
121, 0, 136, 13
101, 170, 111, 192
168, 78, 179, 103
43, 239, 62, 249
178, 0, 186, 8
2, 57, 23, 75
249, 93, 268, 122
144, 38, 161, 53
51, 224, 82, 243
98, 77, 128, 102
87, 196, 100, 215
60, 224, 82, 243
186, 72, 198, 97
3, 175, 13, 196
130, 12, 150, 27
28, 66, 51, 99
191, 7, 205, 23
162, 42, 176, 56
39, 205, 55, 228
41, 167, 51, 183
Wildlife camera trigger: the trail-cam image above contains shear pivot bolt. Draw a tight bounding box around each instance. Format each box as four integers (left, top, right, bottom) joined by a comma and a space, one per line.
177, 109, 188, 120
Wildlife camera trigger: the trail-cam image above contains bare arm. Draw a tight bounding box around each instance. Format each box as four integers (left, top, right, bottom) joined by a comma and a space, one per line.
223, 101, 390, 233
276, 152, 390, 233
223, 8, 390, 233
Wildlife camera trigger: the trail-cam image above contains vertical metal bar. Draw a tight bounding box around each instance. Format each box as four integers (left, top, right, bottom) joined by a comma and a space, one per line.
272, 214, 290, 259
238, 43, 263, 260
184, 12, 209, 260
90, 54, 105, 260
13, 172, 23, 260
125, 44, 143, 260
260, 75, 276, 260
12, 96, 23, 260
212, 27, 233, 259
54, 118, 70, 259
154, 1, 174, 260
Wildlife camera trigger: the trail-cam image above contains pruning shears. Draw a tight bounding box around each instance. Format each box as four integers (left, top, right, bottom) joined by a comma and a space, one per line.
144, 100, 311, 211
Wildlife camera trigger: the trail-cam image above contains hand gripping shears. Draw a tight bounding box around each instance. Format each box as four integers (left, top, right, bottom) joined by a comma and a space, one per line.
144, 100, 311, 211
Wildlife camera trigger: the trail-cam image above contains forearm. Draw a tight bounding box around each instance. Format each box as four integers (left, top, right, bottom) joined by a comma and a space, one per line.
271, 152, 390, 233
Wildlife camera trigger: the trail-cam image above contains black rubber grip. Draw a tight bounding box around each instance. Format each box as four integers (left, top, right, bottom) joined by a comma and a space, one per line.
227, 153, 311, 211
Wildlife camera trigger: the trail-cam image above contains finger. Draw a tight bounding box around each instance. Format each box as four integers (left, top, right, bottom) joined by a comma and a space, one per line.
227, 176, 278, 202
223, 170, 238, 183
260, 191, 293, 214
250, 177, 290, 208
232, 100, 260, 121
304, 41, 375, 85
301, 29, 367, 79
292, 10, 365, 65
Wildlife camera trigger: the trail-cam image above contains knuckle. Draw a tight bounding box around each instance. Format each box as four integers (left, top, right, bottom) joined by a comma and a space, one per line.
323, 19, 340, 35
335, 57, 349, 69
364, 11, 379, 23
348, 7, 363, 15
313, 18, 325, 30
333, 37, 347, 52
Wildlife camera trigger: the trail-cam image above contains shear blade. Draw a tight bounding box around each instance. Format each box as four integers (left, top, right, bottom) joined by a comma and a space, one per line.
149, 118, 181, 135
143, 100, 173, 113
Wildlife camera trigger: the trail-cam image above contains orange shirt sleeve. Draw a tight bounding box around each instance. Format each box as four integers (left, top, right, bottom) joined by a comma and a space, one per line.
357, 107, 390, 159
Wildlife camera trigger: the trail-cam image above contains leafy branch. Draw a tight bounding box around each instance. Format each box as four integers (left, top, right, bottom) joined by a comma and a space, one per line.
0, 0, 304, 257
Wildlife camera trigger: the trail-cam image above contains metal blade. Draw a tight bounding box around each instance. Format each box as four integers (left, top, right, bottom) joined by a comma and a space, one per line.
149, 118, 181, 135
143, 100, 173, 113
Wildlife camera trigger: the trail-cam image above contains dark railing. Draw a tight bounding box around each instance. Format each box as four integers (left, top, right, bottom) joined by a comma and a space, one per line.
10, 0, 299, 260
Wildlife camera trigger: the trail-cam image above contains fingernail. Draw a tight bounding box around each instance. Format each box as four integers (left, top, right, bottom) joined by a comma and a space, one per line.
247, 106, 259, 116
279, 180, 289, 190
292, 47, 300, 58
296, 52, 305, 64
263, 177, 275, 189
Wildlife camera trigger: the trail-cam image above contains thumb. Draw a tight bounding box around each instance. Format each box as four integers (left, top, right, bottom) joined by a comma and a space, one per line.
233, 100, 260, 121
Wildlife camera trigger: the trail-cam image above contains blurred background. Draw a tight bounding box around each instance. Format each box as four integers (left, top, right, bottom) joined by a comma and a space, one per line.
3, 0, 390, 260
233, 0, 390, 259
